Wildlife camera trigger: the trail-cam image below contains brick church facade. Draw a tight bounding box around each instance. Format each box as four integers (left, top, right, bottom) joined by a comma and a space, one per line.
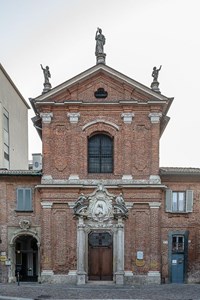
1, 47, 200, 285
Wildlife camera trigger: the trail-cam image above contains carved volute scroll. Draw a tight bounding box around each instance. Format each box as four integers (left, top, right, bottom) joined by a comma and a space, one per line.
73, 184, 128, 221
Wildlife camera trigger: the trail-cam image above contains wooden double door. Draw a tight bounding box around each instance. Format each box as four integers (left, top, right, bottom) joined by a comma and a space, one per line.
88, 232, 113, 281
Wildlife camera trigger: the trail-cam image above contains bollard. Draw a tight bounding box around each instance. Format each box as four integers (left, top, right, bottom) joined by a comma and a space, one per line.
17, 271, 20, 286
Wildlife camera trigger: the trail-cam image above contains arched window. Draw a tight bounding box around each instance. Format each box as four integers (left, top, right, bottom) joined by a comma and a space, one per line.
88, 134, 113, 173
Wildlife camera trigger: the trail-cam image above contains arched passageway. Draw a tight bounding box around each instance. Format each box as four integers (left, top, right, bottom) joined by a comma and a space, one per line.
15, 235, 38, 282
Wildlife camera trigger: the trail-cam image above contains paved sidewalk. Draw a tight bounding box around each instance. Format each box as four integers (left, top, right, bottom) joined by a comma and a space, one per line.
1, 282, 200, 300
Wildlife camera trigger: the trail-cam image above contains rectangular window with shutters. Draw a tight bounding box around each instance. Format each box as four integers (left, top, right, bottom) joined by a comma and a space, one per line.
16, 188, 32, 211
165, 189, 193, 213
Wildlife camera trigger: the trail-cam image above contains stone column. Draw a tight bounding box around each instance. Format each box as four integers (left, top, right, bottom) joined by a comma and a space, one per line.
148, 113, 162, 183
77, 217, 86, 284
121, 113, 134, 180
115, 218, 125, 284
41, 201, 54, 279
148, 202, 161, 283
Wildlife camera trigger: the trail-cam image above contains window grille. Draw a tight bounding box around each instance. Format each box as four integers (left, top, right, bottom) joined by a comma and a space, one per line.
88, 134, 113, 173
172, 235, 184, 253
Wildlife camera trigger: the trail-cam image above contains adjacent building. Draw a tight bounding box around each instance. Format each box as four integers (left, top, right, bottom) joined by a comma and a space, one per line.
0, 64, 29, 170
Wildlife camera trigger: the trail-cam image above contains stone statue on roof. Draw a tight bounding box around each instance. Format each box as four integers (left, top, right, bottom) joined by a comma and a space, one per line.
152, 65, 162, 82
41, 64, 52, 94
95, 28, 106, 55
151, 65, 162, 94
41, 64, 51, 84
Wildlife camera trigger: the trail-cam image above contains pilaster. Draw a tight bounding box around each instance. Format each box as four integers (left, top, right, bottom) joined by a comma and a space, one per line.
148, 202, 161, 283
149, 112, 162, 175
41, 201, 53, 274
121, 113, 134, 177
40, 112, 53, 176
68, 116, 80, 179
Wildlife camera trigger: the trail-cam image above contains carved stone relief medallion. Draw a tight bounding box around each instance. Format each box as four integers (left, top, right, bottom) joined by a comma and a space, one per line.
19, 219, 31, 230
73, 184, 128, 221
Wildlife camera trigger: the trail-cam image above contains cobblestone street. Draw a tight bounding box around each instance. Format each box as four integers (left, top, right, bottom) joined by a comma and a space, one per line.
1, 283, 200, 300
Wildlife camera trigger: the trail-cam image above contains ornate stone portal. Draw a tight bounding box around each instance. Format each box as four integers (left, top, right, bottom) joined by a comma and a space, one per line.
73, 184, 128, 285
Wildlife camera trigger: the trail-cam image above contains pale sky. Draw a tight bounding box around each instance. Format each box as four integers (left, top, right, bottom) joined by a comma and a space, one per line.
1, 0, 200, 167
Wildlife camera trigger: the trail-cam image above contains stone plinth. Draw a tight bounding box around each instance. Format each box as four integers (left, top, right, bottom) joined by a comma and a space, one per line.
42, 82, 52, 94
151, 81, 160, 93
96, 53, 106, 64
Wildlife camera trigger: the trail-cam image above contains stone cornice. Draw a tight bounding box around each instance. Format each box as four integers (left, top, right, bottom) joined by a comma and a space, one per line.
36, 179, 167, 190
34, 100, 168, 107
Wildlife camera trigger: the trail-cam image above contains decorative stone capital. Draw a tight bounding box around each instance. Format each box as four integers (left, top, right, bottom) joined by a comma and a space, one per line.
121, 112, 134, 124
149, 175, 161, 184
40, 112, 53, 124
148, 112, 162, 123
41, 201, 53, 209
67, 112, 80, 124
149, 202, 161, 209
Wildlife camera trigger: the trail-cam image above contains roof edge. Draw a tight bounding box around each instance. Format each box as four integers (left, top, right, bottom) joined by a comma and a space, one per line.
0, 63, 30, 109
160, 167, 200, 176
0, 169, 42, 176
34, 64, 171, 102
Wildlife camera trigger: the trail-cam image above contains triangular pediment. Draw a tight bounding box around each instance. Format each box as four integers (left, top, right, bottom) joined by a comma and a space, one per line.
31, 64, 173, 139
33, 64, 170, 104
